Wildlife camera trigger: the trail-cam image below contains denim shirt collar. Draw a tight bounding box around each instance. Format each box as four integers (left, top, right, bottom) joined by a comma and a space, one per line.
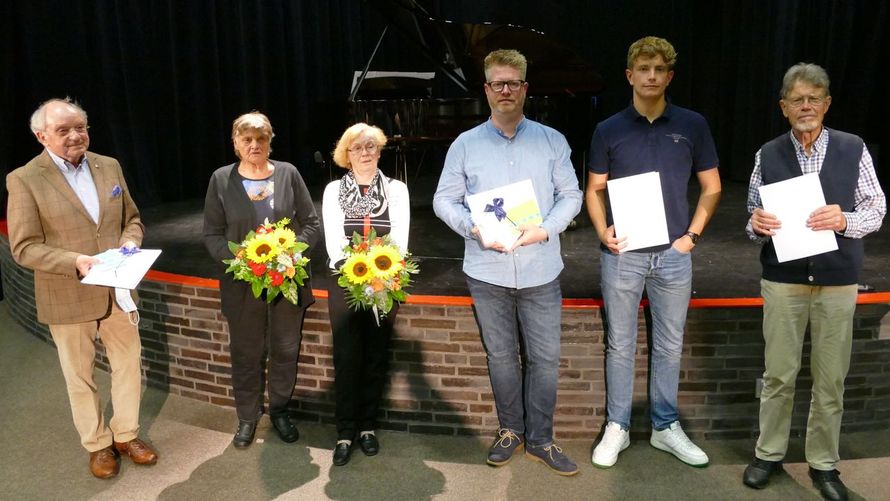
484, 115, 528, 140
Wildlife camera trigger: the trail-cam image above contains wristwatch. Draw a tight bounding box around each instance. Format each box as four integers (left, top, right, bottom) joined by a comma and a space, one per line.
685, 231, 700, 244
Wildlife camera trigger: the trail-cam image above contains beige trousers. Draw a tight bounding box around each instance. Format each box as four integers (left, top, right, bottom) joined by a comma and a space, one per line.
49, 303, 142, 452
755, 279, 857, 471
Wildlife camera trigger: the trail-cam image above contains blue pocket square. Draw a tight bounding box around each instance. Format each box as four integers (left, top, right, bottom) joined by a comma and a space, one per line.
111, 185, 122, 197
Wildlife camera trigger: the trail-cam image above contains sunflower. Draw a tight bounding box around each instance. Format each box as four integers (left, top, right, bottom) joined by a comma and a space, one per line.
245, 233, 279, 263
368, 245, 403, 279
342, 254, 373, 284
273, 227, 297, 249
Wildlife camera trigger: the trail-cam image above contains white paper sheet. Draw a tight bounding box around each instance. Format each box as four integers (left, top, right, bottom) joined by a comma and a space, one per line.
607, 171, 670, 252
758, 172, 838, 262
80, 248, 162, 289
466, 179, 542, 249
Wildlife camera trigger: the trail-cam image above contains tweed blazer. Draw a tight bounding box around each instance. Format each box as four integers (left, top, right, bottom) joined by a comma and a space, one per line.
6, 150, 144, 324
203, 160, 320, 315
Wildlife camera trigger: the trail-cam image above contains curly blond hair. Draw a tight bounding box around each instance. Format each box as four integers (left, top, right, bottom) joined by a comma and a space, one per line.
627, 36, 677, 70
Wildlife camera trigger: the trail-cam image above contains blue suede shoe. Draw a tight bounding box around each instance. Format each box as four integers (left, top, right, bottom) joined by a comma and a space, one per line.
526, 443, 579, 476
486, 428, 524, 466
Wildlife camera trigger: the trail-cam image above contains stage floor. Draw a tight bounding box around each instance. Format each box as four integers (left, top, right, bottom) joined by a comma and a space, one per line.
141, 180, 890, 298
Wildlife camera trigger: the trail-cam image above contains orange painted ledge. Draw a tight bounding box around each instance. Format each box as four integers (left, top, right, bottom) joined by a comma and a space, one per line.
3, 221, 889, 308
142, 270, 890, 308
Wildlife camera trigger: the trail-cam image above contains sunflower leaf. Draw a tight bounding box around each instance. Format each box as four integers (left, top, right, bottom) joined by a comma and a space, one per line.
227, 241, 241, 256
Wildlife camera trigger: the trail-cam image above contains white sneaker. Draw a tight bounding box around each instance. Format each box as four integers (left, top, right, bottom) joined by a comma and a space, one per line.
650, 421, 709, 467
592, 422, 630, 468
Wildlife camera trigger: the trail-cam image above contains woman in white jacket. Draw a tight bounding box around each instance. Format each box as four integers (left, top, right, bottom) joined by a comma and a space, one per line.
323, 123, 409, 466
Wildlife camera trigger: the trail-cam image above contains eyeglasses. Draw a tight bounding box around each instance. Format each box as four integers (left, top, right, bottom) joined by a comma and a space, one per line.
51, 124, 90, 136
348, 142, 379, 154
785, 95, 828, 108
486, 80, 526, 92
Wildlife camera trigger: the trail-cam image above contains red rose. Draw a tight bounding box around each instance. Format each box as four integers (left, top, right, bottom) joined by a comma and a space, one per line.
269, 270, 284, 286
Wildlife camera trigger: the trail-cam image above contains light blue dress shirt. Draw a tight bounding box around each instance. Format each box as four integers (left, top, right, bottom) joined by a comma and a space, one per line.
47, 150, 100, 224
433, 118, 582, 289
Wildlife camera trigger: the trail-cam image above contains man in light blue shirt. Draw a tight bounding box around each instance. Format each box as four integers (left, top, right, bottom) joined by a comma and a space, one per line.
433, 49, 582, 476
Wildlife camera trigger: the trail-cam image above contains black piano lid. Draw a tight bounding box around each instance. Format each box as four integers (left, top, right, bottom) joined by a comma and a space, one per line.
357, 0, 604, 98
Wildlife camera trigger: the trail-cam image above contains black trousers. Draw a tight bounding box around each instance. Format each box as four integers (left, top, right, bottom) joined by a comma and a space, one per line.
224, 283, 308, 422
328, 283, 397, 440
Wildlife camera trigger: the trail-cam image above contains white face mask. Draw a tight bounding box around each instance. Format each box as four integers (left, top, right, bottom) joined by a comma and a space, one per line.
115, 287, 140, 326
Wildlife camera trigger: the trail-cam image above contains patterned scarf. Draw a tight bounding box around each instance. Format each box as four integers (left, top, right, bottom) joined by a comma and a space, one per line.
338, 170, 389, 218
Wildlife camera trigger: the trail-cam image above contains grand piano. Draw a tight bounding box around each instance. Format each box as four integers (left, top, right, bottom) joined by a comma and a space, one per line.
348, 0, 605, 188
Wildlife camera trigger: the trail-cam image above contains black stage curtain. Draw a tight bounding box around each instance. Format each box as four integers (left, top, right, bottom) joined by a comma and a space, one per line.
2, 0, 888, 213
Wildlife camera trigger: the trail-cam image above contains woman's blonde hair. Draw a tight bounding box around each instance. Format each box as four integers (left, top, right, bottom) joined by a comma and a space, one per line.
231, 112, 274, 158
332, 123, 388, 168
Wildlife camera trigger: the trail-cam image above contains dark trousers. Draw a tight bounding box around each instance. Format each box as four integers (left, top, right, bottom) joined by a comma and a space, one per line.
328, 283, 397, 440
225, 288, 307, 422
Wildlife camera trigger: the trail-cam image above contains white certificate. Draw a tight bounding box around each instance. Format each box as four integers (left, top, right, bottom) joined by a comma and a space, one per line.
466, 179, 543, 249
758, 172, 838, 262
80, 248, 162, 289
607, 171, 670, 252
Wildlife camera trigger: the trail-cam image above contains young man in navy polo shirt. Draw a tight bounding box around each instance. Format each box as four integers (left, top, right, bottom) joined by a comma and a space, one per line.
585, 36, 722, 468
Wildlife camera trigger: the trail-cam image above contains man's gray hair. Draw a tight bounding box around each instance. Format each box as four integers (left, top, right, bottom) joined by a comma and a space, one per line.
781, 63, 831, 99
30, 97, 88, 133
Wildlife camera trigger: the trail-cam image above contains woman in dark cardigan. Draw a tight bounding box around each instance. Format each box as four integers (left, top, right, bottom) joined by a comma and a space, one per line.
203, 111, 320, 447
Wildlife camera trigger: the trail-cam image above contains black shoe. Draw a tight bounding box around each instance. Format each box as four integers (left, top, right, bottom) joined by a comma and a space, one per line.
333, 441, 352, 466
743, 458, 783, 489
232, 420, 257, 448
809, 467, 848, 501
271, 414, 299, 443
358, 433, 379, 456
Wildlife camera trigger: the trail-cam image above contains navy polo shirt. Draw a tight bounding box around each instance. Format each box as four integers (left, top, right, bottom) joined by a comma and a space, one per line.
588, 102, 719, 251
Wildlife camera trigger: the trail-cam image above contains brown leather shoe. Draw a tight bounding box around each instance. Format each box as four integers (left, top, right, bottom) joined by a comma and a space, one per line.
89, 446, 120, 479
114, 438, 158, 465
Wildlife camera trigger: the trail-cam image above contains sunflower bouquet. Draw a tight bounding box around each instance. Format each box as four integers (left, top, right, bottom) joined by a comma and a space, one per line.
223, 217, 310, 304
337, 229, 419, 321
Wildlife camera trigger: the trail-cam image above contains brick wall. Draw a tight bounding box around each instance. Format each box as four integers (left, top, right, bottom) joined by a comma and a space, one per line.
3, 234, 890, 440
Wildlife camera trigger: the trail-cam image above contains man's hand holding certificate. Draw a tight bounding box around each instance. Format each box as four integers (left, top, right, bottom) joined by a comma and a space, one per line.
757, 172, 838, 262
607, 171, 670, 252
466, 179, 544, 251
80, 247, 162, 289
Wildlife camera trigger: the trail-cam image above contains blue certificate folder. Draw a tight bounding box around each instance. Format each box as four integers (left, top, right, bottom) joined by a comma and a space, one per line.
80, 248, 162, 289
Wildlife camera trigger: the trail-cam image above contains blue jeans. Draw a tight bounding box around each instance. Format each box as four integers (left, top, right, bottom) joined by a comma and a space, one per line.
466, 275, 562, 447
600, 247, 691, 430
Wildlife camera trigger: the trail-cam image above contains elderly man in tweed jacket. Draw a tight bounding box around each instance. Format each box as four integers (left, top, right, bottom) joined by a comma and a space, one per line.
6, 98, 158, 479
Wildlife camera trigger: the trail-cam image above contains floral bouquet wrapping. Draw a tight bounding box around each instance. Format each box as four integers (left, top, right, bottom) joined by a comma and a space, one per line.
223, 217, 310, 304
337, 229, 419, 322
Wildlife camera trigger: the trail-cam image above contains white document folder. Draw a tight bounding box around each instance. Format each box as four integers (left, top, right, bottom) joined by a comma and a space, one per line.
466, 179, 542, 249
81, 248, 162, 289
758, 172, 838, 262
607, 171, 670, 252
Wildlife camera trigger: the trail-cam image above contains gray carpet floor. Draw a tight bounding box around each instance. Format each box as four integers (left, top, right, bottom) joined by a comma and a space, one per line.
1, 301, 887, 500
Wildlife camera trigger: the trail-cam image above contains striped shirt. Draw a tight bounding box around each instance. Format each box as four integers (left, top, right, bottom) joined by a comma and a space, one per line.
746, 127, 885, 241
